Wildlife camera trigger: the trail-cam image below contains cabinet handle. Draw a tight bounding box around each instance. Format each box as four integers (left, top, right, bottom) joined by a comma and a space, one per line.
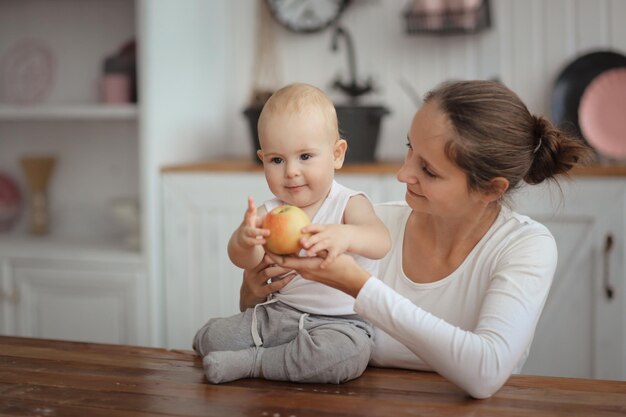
1, 287, 19, 303
6, 289, 20, 303
603, 234, 615, 300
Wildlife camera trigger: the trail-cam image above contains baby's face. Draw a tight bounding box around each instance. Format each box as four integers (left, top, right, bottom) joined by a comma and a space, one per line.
258, 108, 344, 212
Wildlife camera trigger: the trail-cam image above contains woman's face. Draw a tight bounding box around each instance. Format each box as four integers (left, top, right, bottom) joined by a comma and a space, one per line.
397, 100, 485, 219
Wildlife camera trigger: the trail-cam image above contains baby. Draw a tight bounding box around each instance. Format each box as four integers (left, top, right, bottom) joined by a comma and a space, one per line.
193, 83, 391, 384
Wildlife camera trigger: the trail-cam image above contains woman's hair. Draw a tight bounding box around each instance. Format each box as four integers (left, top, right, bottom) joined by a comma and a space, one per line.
258, 83, 339, 143
424, 80, 593, 195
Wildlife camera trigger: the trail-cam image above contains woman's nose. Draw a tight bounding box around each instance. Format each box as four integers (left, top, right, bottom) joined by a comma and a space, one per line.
397, 159, 417, 184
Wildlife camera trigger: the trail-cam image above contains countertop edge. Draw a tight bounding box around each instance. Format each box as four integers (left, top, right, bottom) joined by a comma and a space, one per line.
161, 160, 626, 177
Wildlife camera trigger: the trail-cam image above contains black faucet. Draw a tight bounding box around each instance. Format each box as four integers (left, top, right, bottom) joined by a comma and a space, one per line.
331, 25, 373, 101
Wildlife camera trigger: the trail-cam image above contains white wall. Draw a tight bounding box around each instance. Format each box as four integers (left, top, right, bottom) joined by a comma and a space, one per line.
202, 0, 626, 163
5, 0, 623, 240
139, 0, 236, 345
140, 0, 626, 346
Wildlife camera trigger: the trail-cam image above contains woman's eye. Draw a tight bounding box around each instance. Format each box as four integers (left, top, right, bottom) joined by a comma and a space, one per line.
270, 157, 283, 164
300, 153, 312, 161
421, 164, 437, 178
405, 141, 412, 150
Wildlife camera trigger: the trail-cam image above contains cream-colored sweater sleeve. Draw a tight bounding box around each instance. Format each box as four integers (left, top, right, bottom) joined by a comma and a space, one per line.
354, 232, 556, 399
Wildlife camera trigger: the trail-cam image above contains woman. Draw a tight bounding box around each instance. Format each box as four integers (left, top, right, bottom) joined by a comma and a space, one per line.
240, 80, 592, 398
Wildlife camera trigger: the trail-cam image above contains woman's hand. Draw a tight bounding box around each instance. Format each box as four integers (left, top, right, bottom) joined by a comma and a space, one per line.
300, 224, 351, 268
239, 255, 296, 311
266, 252, 371, 298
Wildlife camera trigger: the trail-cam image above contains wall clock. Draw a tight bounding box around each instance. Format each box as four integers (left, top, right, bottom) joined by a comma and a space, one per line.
266, 0, 350, 34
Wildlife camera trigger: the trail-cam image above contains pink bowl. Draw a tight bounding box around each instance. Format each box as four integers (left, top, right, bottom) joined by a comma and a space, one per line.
578, 67, 626, 159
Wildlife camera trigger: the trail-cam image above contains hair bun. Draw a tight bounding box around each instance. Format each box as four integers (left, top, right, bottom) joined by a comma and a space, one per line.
524, 115, 593, 184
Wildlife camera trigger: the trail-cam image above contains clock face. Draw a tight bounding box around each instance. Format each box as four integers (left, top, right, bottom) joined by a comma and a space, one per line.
266, 0, 349, 34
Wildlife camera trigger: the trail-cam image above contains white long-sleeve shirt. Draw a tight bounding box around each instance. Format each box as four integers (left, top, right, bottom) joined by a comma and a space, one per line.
354, 202, 556, 398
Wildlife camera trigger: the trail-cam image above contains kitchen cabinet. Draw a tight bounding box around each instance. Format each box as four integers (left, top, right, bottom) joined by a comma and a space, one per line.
0, 0, 225, 347
162, 168, 626, 380
511, 178, 626, 381
161, 173, 271, 349
0, 240, 145, 345
0, 0, 146, 344
0, 0, 140, 241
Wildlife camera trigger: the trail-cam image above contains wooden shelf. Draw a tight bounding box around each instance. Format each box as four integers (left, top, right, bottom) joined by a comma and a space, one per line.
0, 234, 142, 263
0, 104, 139, 121
161, 160, 408, 174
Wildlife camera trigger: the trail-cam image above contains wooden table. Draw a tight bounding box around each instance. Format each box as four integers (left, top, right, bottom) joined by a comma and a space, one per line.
1, 336, 625, 416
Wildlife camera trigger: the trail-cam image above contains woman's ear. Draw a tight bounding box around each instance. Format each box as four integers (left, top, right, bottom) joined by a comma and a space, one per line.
333, 139, 348, 169
484, 177, 509, 203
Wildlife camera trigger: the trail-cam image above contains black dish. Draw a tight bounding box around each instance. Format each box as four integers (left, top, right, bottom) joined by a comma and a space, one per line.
551, 50, 626, 139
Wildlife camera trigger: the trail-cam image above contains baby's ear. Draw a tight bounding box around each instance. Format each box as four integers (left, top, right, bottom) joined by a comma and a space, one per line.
256, 149, 264, 162
333, 139, 348, 169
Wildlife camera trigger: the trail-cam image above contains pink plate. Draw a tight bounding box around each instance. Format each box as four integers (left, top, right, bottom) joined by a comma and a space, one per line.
579, 67, 626, 159
0, 38, 55, 104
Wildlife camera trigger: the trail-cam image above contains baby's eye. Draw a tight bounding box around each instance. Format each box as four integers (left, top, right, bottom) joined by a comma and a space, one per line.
270, 157, 283, 164
300, 153, 312, 161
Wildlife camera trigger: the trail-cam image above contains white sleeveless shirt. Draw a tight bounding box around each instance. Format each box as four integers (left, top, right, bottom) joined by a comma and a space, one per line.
263, 180, 379, 315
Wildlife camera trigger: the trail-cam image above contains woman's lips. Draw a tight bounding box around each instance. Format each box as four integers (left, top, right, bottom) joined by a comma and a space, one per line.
406, 188, 423, 198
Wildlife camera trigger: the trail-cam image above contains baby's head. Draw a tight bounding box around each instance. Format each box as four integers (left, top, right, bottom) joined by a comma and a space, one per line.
256, 83, 347, 209
258, 83, 341, 150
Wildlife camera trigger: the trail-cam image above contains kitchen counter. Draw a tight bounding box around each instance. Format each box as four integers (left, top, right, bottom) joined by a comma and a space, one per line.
162, 159, 626, 176
1, 336, 625, 416
162, 159, 405, 174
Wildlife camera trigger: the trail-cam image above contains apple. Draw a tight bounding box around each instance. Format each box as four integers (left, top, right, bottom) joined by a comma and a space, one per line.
262, 205, 311, 255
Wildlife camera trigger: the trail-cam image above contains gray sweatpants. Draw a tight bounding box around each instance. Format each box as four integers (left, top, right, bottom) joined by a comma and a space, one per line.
193, 301, 374, 384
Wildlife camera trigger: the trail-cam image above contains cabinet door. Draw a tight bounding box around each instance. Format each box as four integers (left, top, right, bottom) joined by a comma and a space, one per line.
335, 173, 386, 203
513, 179, 626, 380
2, 258, 143, 345
380, 175, 409, 202
0, 258, 16, 335
162, 173, 272, 349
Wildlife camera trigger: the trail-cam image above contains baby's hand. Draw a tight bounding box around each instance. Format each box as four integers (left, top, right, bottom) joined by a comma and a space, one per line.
235, 196, 269, 248
299, 224, 350, 268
